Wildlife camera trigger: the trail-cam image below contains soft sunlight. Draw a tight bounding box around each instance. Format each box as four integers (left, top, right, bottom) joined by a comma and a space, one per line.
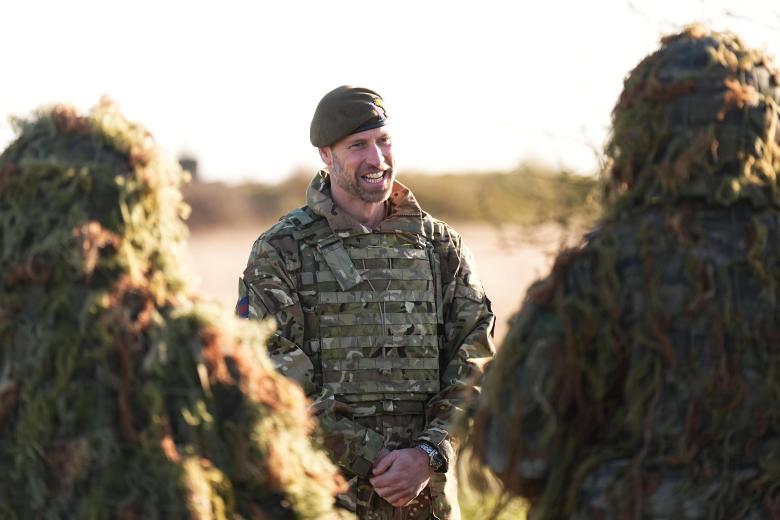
1, 0, 778, 182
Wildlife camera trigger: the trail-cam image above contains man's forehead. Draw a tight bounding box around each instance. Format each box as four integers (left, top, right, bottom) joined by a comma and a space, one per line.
341, 125, 393, 144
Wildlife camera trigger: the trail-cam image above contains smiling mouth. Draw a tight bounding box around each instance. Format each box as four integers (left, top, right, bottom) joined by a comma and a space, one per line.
361, 170, 390, 184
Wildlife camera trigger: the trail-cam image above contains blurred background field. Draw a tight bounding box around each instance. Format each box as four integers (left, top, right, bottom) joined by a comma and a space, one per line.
183, 166, 599, 233
183, 166, 599, 519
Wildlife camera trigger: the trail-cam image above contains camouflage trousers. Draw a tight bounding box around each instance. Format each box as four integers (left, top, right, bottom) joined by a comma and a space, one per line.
337, 472, 458, 520
335, 413, 459, 520
336, 476, 434, 519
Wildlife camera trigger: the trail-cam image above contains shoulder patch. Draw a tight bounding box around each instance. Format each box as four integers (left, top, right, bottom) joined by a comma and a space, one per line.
236, 296, 250, 318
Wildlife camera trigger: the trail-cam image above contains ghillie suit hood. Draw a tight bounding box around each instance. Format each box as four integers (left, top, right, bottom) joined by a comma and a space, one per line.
606, 24, 780, 210
0, 100, 347, 519
469, 26, 780, 519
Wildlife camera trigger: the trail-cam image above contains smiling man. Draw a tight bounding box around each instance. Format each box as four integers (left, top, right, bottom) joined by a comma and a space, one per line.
237, 85, 495, 519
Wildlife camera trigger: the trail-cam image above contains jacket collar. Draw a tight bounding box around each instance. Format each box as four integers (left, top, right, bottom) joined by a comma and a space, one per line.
306, 170, 426, 237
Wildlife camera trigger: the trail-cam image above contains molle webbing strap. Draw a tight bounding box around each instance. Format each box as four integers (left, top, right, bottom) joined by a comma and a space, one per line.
307, 335, 438, 351
325, 381, 441, 395
350, 400, 427, 417
319, 313, 438, 326
348, 248, 428, 260
321, 358, 439, 370
318, 290, 434, 304
300, 268, 432, 285
316, 235, 363, 291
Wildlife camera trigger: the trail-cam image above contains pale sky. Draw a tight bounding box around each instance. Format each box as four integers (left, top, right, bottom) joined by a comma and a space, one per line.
1, 0, 778, 183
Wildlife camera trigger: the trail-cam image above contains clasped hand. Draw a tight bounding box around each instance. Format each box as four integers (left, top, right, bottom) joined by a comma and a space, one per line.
369, 448, 433, 508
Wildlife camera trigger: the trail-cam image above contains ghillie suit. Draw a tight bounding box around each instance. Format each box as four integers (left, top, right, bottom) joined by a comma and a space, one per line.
468, 26, 780, 519
0, 101, 347, 519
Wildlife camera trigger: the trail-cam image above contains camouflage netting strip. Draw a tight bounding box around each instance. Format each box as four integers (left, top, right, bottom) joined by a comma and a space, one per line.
467, 25, 780, 519
0, 100, 347, 519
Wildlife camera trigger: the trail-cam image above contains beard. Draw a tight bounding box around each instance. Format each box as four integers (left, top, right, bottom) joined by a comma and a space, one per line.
330, 153, 394, 204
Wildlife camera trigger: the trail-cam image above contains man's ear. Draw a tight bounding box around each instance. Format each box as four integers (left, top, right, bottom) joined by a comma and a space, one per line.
318, 146, 333, 167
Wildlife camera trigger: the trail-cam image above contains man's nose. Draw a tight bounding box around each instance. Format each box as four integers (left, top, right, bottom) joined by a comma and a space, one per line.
365, 143, 384, 167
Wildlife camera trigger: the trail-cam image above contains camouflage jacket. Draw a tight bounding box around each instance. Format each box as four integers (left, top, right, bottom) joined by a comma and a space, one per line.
473, 201, 780, 519
239, 171, 495, 517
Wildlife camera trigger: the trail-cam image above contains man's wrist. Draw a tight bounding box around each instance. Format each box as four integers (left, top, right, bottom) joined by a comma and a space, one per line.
414, 441, 445, 472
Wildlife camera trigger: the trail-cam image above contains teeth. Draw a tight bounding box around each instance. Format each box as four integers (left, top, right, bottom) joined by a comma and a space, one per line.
362, 171, 386, 184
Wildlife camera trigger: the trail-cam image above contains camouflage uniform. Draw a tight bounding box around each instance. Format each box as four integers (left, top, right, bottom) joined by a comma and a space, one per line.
239, 171, 495, 519
469, 27, 780, 519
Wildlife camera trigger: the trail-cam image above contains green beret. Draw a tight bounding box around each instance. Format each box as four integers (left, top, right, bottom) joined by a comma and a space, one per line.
310, 85, 388, 147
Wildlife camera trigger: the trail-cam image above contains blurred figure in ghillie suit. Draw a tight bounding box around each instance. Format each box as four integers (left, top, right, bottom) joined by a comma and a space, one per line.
0, 100, 348, 519
467, 26, 780, 519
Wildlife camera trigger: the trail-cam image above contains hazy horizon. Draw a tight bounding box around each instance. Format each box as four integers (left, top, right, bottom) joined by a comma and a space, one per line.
2, 0, 778, 183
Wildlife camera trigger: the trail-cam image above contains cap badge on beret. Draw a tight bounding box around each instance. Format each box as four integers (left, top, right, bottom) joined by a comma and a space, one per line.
370, 98, 386, 118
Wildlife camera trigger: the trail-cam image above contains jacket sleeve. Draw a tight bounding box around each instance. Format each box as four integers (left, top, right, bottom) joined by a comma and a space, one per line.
239, 235, 386, 478
415, 230, 496, 471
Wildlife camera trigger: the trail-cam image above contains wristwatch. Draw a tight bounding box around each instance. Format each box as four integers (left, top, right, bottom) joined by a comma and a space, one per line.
415, 441, 445, 472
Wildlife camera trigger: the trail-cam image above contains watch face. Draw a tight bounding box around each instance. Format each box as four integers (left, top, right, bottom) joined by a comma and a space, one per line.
431, 452, 444, 470
422, 444, 442, 469
426, 449, 437, 467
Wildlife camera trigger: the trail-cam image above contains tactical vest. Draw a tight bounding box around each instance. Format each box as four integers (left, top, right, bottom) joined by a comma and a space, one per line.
289, 208, 445, 418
